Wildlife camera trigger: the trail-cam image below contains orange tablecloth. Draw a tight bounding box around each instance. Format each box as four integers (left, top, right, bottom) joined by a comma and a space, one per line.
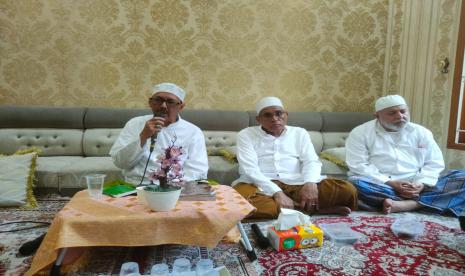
26, 185, 255, 275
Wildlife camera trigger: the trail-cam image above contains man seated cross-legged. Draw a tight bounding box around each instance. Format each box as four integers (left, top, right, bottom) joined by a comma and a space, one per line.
232, 96, 358, 219
346, 94, 465, 216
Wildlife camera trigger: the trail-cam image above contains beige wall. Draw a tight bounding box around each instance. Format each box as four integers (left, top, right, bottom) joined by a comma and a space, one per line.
0, 0, 388, 112
1, 0, 463, 166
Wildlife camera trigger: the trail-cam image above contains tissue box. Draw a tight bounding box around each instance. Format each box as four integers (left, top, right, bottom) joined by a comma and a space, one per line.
267, 224, 323, 251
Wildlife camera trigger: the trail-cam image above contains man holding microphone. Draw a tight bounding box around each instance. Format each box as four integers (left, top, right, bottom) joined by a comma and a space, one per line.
110, 83, 208, 185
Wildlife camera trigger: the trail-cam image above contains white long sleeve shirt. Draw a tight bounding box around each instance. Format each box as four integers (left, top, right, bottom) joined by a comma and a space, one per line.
345, 119, 445, 187
232, 126, 325, 196
109, 115, 208, 184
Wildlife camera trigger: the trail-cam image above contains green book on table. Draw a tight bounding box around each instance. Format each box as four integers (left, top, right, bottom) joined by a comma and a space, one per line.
103, 183, 137, 198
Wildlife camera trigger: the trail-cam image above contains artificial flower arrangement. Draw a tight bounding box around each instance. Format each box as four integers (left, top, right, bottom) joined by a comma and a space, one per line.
146, 136, 184, 192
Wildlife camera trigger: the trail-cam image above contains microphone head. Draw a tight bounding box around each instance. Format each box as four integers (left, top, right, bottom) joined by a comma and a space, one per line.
153, 110, 167, 118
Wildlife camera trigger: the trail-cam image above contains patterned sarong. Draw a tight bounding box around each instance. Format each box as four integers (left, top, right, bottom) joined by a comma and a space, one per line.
351, 170, 465, 216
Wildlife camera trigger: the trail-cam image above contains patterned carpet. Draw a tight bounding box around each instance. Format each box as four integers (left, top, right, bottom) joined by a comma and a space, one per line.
1, 197, 464, 275
252, 213, 465, 275
0, 196, 69, 276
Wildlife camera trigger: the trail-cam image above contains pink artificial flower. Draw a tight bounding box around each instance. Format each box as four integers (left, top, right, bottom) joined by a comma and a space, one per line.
148, 136, 184, 183
169, 147, 183, 158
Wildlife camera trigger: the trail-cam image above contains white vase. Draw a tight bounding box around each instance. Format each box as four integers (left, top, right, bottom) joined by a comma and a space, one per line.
142, 187, 181, 212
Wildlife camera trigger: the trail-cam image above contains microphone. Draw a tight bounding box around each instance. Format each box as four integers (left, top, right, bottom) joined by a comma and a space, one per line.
150, 111, 166, 152
139, 111, 166, 187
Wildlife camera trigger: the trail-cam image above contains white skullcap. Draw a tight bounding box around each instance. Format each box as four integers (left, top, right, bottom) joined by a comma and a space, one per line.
256, 96, 284, 114
152, 83, 186, 102
375, 94, 407, 112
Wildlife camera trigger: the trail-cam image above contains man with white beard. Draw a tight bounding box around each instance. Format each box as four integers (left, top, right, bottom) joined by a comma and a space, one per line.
346, 95, 465, 216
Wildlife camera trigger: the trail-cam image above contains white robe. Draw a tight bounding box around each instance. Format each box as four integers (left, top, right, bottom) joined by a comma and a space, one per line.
345, 119, 444, 187
110, 115, 208, 184
232, 126, 325, 196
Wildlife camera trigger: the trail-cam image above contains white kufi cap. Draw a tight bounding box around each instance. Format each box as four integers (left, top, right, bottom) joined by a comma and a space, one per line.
152, 83, 186, 102
375, 94, 407, 112
256, 96, 284, 114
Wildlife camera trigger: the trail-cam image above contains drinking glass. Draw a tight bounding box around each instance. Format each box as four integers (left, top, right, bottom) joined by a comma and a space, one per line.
85, 174, 106, 198
184, 181, 196, 194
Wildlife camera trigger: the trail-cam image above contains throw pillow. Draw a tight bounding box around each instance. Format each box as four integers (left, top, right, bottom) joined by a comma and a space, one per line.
320, 147, 348, 170
217, 146, 238, 163
0, 148, 39, 208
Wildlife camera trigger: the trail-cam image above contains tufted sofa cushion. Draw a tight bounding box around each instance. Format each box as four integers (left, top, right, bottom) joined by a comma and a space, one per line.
204, 131, 237, 155
83, 129, 122, 156
35, 156, 123, 195
0, 129, 83, 156
308, 131, 323, 154
0, 106, 86, 156
321, 132, 350, 150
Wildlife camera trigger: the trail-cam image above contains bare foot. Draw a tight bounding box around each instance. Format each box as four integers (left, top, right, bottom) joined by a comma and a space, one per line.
318, 206, 352, 216
383, 198, 422, 214
383, 198, 394, 214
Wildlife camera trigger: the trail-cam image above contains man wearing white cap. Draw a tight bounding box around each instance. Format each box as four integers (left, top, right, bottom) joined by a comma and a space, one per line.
346, 94, 465, 216
232, 96, 358, 219
110, 83, 208, 184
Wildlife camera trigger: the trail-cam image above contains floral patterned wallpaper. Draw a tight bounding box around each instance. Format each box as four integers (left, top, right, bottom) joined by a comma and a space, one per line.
0, 0, 388, 111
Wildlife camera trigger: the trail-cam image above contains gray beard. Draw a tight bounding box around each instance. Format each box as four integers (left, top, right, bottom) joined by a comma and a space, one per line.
380, 120, 408, 132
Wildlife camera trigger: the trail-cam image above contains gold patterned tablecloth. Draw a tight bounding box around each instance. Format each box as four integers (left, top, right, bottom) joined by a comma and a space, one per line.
26, 185, 255, 275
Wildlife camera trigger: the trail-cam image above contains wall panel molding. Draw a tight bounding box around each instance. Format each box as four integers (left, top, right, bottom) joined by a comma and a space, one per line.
385, 0, 464, 169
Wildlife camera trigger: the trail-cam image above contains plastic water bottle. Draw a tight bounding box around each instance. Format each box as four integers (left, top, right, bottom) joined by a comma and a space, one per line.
172, 258, 191, 275
119, 262, 139, 276
195, 259, 214, 275
203, 270, 220, 276
150, 263, 169, 276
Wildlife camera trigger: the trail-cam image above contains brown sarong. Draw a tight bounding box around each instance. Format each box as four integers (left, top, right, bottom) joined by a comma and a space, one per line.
234, 178, 358, 219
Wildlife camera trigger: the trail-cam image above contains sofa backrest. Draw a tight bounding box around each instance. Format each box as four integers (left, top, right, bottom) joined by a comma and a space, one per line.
0, 106, 86, 155
320, 112, 374, 151
83, 107, 150, 156
0, 105, 372, 157
182, 109, 249, 154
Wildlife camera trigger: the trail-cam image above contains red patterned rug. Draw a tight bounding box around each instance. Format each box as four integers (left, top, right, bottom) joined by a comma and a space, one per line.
1, 198, 464, 276
252, 214, 465, 275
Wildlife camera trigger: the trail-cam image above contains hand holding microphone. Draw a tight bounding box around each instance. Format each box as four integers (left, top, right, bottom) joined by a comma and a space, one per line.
140, 111, 167, 149
149, 111, 167, 150
151, 110, 167, 135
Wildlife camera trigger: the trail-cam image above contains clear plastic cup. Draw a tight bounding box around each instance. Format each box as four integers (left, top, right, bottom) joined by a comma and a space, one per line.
183, 181, 197, 194
150, 263, 169, 276
85, 174, 106, 198
195, 259, 214, 275
119, 262, 139, 276
172, 258, 191, 274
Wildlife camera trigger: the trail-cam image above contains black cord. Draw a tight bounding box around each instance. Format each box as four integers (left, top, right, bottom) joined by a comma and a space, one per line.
138, 138, 155, 187
0, 221, 50, 233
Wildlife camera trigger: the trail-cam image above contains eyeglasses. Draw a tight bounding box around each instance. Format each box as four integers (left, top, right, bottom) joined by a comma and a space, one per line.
260, 110, 285, 119
149, 96, 181, 107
